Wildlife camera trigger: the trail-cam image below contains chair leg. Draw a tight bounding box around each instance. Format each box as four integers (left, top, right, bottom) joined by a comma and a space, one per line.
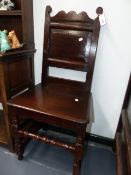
15, 137, 24, 160
73, 160, 81, 175
12, 116, 24, 160
73, 137, 84, 175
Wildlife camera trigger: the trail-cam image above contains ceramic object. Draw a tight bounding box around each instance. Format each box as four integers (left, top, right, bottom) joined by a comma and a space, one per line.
8, 30, 21, 49
0, 30, 11, 51
0, 0, 14, 10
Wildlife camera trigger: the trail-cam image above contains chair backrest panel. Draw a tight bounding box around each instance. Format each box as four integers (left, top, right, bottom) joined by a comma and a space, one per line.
48, 29, 92, 63
42, 6, 102, 86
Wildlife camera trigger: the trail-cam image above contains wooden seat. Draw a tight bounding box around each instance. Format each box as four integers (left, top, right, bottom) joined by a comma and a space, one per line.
7, 6, 102, 175
8, 81, 90, 125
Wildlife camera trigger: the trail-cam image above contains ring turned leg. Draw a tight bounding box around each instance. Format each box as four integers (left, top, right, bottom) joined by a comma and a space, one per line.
12, 116, 24, 160
73, 136, 85, 175
15, 140, 24, 160
73, 160, 81, 175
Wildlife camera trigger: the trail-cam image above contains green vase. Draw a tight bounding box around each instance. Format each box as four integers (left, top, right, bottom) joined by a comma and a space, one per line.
0, 30, 11, 52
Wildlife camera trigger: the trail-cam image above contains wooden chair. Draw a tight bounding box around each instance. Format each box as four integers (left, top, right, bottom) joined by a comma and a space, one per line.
7, 6, 102, 175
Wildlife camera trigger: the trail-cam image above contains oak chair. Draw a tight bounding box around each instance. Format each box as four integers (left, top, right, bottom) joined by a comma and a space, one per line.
7, 6, 102, 175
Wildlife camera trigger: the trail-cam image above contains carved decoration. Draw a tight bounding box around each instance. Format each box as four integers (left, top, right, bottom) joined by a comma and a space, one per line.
51, 10, 94, 23
49, 6, 103, 23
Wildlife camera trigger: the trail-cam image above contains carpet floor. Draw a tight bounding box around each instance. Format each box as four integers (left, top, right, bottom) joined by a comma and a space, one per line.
0, 139, 116, 175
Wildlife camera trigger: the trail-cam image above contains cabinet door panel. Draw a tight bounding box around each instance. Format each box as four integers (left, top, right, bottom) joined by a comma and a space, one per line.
5, 56, 34, 98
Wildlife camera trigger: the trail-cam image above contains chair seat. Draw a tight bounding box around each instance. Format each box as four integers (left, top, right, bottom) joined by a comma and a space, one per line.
8, 79, 90, 125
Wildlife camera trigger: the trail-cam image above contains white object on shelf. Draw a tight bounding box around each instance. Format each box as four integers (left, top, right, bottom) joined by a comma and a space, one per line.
0, 0, 14, 11
0, 103, 3, 110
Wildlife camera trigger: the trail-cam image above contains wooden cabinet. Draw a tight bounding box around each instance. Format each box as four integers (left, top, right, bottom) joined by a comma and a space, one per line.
115, 74, 131, 175
0, 0, 34, 49
0, 0, 35, 151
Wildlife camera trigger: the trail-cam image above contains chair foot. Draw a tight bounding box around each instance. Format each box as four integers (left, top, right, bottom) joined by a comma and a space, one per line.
73, 161, 81, 175
18, 154, 23, 160
15, 143, 24, 160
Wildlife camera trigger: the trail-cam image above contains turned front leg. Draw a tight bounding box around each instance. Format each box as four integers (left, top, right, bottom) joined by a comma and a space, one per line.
73, 137, 85, 175
12, 114, 24, 160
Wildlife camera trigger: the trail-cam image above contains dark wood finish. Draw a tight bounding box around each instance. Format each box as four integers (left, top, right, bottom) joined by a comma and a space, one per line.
0, 50, 35, 98
0, 0, 35, 151
8, 6, 102, 175
0, 110, 7, 145
0, 10, 22, 15
115, 74, 131, 175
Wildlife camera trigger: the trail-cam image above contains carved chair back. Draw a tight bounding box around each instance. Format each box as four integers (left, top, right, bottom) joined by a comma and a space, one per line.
42, 6, 102, 89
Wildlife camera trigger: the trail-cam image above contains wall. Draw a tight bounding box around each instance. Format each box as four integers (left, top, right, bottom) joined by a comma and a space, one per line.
33, 0, 131, 138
